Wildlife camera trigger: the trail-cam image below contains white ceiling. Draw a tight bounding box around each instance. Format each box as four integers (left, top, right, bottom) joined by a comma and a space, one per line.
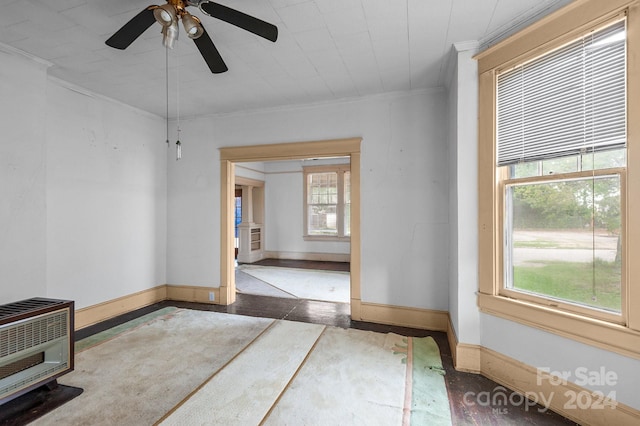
0, 0, 571, 118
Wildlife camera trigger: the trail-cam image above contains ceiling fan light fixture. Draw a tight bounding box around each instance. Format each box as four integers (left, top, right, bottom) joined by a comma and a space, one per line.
181, 12, 203, 39
106, 1, 279, 73
162, 20, 179, 49
153, 4, 177, 27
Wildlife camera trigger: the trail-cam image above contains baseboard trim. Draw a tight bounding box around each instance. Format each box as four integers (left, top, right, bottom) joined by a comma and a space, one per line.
263, 251, 350, 263
76, 291, 444, 333
447, 317, 459, 364
75, 285, 167, 330
358, 302, 449, 332
480, 347, 640, 426
75, 285, 221, 330
166, 285, 220, 305
456, 344, 482, 373
350, 298, 362, 320
447, 317, 482, 373
448, 323, 640, 425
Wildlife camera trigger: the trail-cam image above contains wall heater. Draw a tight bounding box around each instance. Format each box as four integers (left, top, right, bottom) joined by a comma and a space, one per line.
0, 298, 74, 405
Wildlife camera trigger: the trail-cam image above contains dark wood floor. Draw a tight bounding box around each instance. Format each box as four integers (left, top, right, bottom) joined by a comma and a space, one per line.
3, 260, 578, 425
243, 257, 351, 272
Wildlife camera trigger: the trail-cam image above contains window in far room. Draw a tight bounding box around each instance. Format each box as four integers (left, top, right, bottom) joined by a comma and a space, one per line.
303, 165, 351, 240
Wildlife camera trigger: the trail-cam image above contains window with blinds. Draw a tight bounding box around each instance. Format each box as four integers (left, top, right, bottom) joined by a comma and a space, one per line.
496, 20, 626, 167
495, 18, 627, 318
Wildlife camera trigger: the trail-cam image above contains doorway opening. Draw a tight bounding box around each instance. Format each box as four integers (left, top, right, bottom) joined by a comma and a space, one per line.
234, 158, 351, 304
219, 138, 362, 320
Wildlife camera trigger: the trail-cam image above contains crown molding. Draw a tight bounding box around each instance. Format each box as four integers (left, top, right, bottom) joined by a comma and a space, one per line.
0, 41, 53, 68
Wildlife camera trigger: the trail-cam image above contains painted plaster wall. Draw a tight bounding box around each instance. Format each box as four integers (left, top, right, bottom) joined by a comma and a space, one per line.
0, 52, 167, 309
450, 45, 640, 410
166, 116, 219, 287
167, 90, 450, 311
45, 80, 167, 309
0, 53, 48, 304
447, 44, 481, 345
447, 54, 460, 342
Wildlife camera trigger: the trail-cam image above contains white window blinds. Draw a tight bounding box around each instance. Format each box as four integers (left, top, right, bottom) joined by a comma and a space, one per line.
496, 20, 626, 167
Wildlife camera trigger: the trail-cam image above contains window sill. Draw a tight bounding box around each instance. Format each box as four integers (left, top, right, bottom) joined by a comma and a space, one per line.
477, 292, 640, 360
303, 235, 351, 243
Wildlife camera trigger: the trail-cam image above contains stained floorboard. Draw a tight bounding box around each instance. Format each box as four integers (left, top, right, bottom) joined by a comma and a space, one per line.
245, 258, 350, 272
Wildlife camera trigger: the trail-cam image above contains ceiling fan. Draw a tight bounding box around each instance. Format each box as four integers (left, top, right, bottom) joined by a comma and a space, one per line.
105, 0, 278, 73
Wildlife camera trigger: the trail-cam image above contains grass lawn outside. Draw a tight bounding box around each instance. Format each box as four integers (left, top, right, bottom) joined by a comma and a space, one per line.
513, 260, 621, 312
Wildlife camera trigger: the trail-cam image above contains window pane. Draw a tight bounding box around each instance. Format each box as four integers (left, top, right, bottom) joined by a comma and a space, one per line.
505, 175, 621, 313
582, 148, 627, 171
511, 161, 541, 179
308, 172, 338, 204
308, 205, 337, 235
344, 204, 351, 237
307, 171, 340, 235
542, 155, 579, 175
510, 148, 627, 178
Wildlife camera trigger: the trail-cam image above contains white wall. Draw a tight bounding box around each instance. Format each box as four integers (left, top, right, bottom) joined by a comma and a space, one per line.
167, 90, 450, 311
449, 44, 640, 409
45, 80, 167, 309
447, 43, 481, 345
0, 53, 48, 304
0, 49, 167, 309
448, 53, 460, 340
166, 117, 219, 287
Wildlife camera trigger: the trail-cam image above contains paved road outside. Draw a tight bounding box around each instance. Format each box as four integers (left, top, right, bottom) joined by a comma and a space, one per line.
512, 230, 619, 266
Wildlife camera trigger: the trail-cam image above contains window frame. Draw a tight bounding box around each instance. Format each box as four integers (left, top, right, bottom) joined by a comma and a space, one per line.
302, 164, 351, 241
499, 167, 627, 324
476, 0, 640, 360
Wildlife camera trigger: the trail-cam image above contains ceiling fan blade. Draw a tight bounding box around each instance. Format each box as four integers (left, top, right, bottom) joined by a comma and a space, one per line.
200, 2, 278, 42
106, 6, 157, 49
194, 27, 228, 73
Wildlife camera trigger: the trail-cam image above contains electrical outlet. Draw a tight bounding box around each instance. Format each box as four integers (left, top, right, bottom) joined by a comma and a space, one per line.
208, 292, 215, 302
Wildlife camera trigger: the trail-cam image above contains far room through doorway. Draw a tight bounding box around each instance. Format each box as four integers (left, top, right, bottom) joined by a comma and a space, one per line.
219, 138, 362, 320
234, 157, 351, 304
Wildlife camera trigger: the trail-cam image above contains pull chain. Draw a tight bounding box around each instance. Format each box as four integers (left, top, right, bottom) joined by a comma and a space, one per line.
176, 45, 181, 160
165, 45, 169, 146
